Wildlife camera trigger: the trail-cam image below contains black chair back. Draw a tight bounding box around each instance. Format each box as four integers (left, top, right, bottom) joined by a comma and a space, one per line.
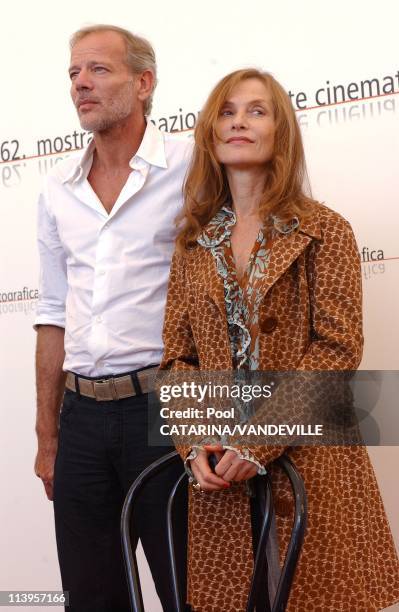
121, 451, 307, 612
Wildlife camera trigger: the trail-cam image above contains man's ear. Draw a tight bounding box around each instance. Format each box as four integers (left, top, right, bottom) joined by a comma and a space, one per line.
136, 70, 154, 106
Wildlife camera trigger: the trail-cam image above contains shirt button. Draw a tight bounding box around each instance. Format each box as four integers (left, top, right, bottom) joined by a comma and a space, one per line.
95, 315, 102, 323
98, 270, 105, 276
103, 223, 109, 230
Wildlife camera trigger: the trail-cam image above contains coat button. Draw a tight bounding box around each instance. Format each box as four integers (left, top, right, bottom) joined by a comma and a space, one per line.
260, 316, 278, 333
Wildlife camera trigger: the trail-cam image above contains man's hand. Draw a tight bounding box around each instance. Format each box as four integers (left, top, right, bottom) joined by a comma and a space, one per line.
34, 437, 58, 500
204, 445, 258, 482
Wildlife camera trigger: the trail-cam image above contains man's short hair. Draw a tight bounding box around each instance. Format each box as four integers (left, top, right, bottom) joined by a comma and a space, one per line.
70, 24, 157, 115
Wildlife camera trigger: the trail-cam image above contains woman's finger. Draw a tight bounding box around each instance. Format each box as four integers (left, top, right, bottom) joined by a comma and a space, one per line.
191, 451, 230, 490
214, 450, 238, 478
203, 444, 224, 453
216, 452, 258, 482
233, 463, 258, 482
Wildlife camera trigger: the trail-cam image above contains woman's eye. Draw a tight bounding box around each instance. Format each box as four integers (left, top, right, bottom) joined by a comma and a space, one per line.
251, 108, 265, 116
220, 109, 233, 116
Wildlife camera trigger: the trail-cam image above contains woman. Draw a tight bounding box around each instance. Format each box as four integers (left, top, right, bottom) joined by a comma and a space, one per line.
160, 69, 399, 611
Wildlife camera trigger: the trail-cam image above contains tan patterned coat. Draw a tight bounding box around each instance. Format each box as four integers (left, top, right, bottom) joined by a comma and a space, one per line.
160, 202, 399, 612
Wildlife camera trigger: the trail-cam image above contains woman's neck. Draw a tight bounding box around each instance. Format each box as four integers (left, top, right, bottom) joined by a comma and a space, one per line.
226, 166, 265, 220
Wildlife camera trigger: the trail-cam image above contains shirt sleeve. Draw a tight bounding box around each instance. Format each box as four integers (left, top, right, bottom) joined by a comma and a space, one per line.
34, 188, 67, 330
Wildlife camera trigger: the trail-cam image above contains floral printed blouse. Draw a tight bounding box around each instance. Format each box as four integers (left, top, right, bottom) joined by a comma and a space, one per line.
187, 205, 299, 476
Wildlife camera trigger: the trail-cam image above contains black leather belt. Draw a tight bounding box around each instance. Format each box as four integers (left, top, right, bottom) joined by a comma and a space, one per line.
65, 366, 158, 401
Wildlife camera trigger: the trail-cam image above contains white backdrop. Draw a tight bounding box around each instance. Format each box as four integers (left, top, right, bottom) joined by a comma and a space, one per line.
0, 1, 398, 610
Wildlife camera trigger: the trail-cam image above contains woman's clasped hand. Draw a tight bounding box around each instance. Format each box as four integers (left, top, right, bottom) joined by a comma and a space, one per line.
190, 445, 258, 491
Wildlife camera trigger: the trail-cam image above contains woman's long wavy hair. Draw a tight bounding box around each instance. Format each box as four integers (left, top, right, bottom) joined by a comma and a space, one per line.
176, 68, 314, 253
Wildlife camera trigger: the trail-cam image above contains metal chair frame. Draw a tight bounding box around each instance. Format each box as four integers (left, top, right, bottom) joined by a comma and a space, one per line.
121, 451, 307, 612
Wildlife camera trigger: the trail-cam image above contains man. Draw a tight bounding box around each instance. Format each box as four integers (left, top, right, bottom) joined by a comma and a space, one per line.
34, 24, 190, 612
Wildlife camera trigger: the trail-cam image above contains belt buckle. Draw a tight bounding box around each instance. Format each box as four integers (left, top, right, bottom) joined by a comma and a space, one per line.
93, 378, 118, 401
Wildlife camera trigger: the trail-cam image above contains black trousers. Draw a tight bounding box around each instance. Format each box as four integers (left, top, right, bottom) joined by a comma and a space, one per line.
53, 389, 188, 612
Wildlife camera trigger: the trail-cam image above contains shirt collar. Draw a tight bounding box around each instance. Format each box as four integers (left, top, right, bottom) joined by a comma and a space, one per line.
62, 119, 167, 185
62, 139, 95, 184
198, 205, 306, 249
132, 119, 167, 169
197, 206, 236, 249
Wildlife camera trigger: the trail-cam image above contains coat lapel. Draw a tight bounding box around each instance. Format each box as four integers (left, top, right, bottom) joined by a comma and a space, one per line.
256, 228, 315, 298
202, 208, 322, 307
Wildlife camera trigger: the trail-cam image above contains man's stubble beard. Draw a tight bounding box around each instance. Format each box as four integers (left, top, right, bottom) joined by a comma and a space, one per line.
77, 81, 136, 132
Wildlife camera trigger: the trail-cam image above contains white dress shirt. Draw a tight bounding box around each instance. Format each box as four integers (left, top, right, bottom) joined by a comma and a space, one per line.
35, 121, 192, 376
